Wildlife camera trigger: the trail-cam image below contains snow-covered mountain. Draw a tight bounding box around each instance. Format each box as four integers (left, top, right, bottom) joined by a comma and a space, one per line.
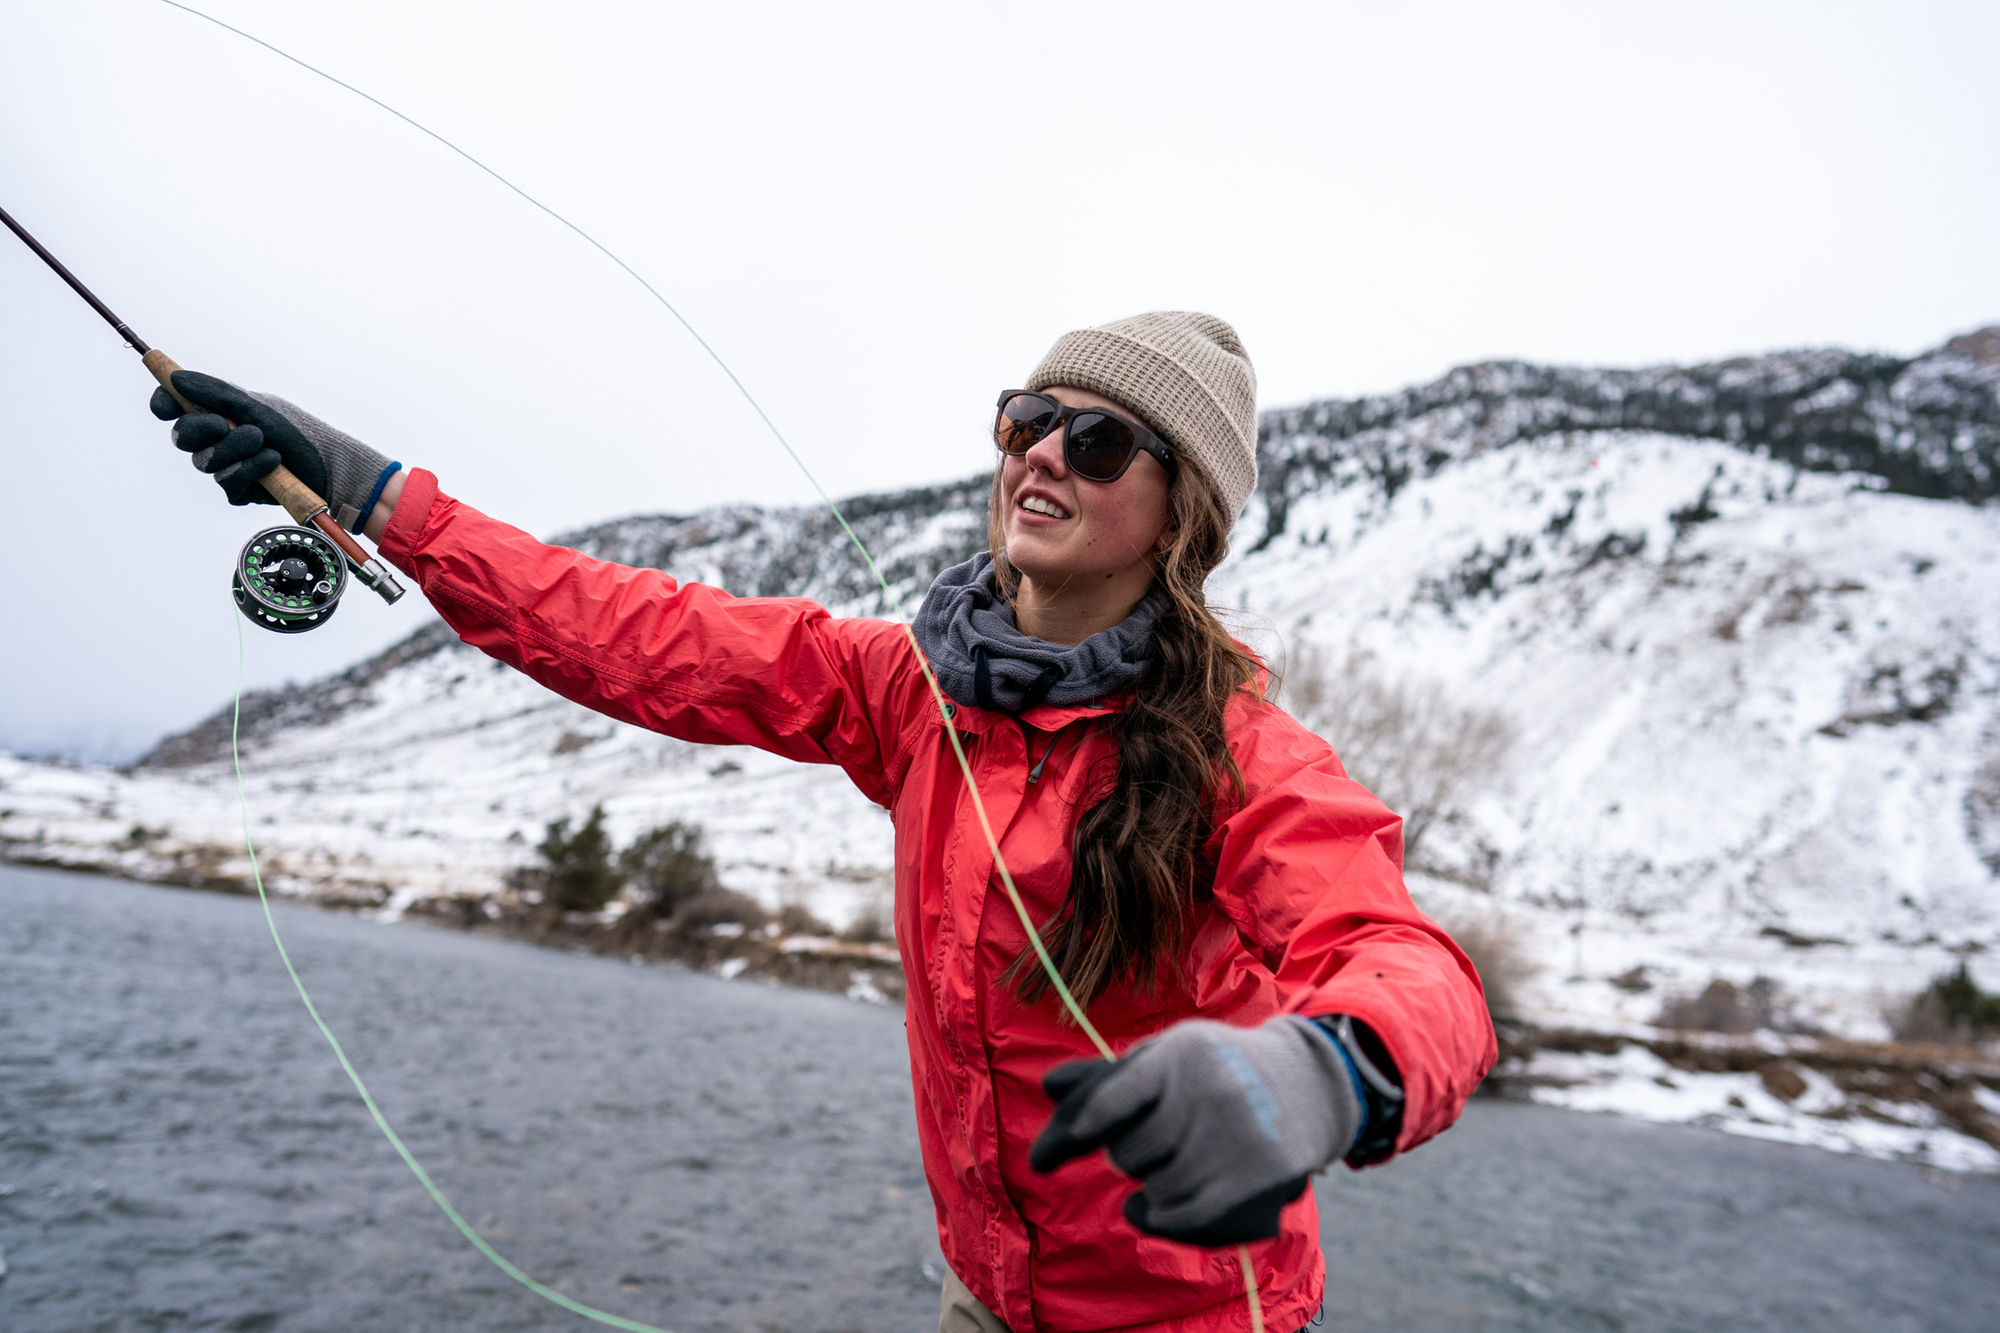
6, 327, 1998, 1167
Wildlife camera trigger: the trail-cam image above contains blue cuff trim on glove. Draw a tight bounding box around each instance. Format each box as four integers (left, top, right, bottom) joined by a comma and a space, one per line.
352, 461, 403, 534
1309, 1013, 1405, 1166
1302, 1018, 1370, 1149
1331, 1036, 1369, 1146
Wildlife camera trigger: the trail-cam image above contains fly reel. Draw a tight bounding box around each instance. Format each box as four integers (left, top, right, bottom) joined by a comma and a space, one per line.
233, 525, 348, 633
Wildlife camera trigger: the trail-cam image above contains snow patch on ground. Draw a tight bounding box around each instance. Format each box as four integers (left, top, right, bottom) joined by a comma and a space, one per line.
1519, 1043, 2000, 1174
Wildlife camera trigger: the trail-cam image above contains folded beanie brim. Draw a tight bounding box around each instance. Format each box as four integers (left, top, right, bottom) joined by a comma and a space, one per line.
1024, 311, 1258, 525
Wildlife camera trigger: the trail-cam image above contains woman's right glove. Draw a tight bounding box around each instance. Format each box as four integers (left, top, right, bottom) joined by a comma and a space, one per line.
151, 370, 399, 530
1029, 1015, 1368, 1247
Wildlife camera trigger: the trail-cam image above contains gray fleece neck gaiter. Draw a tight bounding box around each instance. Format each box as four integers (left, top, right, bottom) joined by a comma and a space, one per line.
910, 553, 1161, 714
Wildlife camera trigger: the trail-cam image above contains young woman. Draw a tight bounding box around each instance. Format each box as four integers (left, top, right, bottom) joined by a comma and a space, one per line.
156, 311, 1495, 1333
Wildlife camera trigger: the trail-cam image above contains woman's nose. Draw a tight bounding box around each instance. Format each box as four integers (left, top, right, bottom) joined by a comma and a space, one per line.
1023, 426, 1068, 476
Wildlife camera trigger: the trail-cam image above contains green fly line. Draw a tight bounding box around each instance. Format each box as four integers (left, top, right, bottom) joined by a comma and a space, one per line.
230, 610, 672, 1333
173, 2, 1265, 1329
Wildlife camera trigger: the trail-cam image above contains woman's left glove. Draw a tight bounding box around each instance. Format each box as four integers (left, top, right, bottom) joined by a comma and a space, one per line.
1030, 1016, 1363, 1246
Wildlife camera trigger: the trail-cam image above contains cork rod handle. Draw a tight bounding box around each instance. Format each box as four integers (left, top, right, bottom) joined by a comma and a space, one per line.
141, 349, 376, 569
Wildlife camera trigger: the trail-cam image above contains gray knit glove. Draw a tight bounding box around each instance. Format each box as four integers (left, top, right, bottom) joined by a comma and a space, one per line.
150, 370, 399, 527
1031, 1016, 1364, 1246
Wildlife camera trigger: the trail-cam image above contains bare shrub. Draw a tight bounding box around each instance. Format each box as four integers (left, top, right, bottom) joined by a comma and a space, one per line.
1278, 646, 1515, 862
1657, 979, 1758, 1033
1655, 976, 1806, 1035
775, 902, 834, 937
1887, 963, 2000, 1046
1891, 992, 1972, 1046
1966, 725, 2000, 876
836, 878, 894, 945
841, 904, 891, 944
665, 889, 768, 940
1430, 908, 1535, 1023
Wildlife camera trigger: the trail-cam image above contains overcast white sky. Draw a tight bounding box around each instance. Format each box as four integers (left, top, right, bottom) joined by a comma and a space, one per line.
3, 0, 1997, 762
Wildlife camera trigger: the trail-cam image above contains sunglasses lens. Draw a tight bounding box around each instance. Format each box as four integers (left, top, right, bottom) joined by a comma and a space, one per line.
1065, 412, 1137, 480
996, 394, 1058, 454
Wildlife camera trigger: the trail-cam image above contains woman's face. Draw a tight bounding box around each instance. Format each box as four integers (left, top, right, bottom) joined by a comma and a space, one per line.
997, 385, 1175, 593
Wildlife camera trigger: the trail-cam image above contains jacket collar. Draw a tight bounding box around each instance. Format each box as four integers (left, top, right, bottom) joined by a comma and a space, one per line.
936, 693, 1126, 735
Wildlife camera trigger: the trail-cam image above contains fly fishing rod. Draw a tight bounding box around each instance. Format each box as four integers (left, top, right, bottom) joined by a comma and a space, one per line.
1, 201, 406, 633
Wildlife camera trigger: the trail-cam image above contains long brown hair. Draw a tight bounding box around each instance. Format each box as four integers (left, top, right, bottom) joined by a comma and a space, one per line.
988, 455, 1260, 1012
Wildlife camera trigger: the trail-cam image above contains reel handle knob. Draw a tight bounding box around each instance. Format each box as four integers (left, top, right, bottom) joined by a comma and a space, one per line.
142, 349, 405, 607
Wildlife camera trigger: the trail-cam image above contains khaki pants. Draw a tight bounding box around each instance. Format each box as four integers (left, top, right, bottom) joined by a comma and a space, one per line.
940, 1268, 1315, 1333
939, 1268, 1012, 1333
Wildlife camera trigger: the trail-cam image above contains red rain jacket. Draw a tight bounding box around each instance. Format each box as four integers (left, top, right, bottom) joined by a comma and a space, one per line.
380, 471, 1496, 1333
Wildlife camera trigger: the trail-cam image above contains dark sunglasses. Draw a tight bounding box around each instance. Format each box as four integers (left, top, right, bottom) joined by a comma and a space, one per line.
993, 390, 1177, 484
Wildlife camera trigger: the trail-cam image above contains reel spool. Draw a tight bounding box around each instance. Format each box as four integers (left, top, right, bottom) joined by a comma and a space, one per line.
233, 525, 348, 633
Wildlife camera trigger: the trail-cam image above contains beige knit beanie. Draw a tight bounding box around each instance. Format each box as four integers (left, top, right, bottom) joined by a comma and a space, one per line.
1025, 311, 1259, 525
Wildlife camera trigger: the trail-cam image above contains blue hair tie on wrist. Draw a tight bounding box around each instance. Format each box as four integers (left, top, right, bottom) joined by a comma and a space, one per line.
351, 461, 403, 534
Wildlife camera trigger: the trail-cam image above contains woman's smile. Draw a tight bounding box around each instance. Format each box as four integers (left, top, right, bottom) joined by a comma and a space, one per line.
1017, 491, 1071, 521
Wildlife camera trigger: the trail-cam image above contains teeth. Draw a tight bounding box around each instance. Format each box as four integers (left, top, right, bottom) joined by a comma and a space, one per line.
1021, 495, 1070, 519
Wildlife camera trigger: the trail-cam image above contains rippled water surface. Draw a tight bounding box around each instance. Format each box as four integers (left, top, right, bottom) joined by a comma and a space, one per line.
1, 866, 941, 1331
3, 865, 1997, 1332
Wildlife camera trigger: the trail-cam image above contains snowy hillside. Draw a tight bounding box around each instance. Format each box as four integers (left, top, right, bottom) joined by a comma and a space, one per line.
6, 329, 1998, 1169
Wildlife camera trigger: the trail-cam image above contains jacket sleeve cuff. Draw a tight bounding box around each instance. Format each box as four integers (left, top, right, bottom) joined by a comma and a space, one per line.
377, 467, 440, 573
